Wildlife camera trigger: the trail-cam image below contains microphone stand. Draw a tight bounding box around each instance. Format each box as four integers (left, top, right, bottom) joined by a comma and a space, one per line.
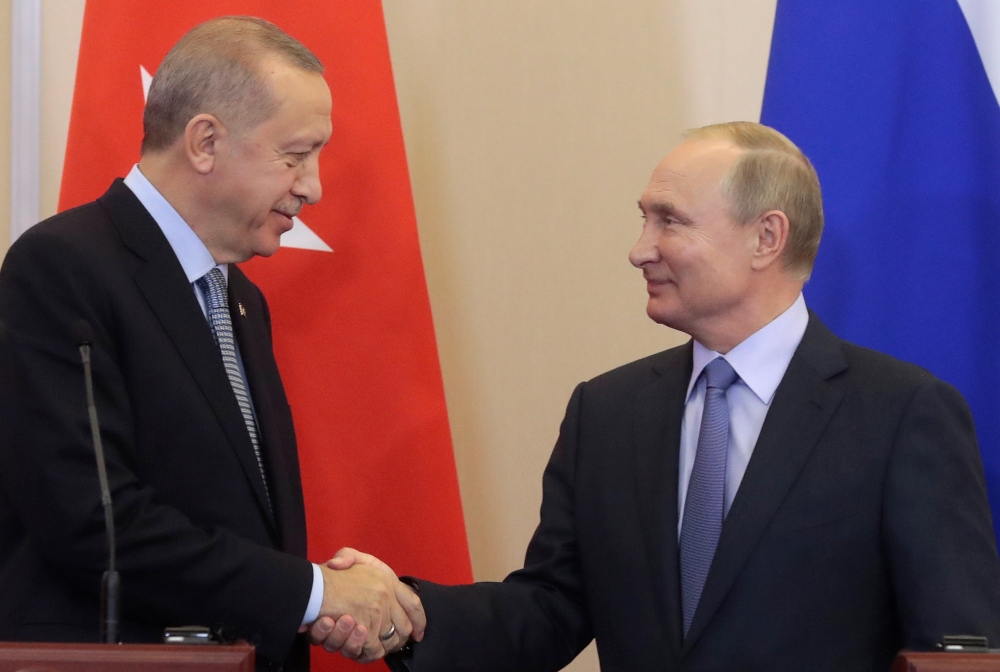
76, 323, 120, 644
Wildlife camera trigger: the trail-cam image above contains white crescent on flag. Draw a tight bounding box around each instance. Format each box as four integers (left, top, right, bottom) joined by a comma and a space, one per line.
139, 65, 333, 253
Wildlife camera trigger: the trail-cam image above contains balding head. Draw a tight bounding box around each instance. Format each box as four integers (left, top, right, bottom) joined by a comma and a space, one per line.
141, 16, 324, 154
686, 122, 823, 280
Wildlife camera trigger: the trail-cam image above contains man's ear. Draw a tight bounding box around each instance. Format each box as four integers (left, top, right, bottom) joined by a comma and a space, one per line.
183, 114, 224, 174
750, 209, 790, 271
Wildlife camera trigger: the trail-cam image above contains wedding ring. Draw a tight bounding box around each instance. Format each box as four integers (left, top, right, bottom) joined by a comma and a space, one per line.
379, 624, 396, 641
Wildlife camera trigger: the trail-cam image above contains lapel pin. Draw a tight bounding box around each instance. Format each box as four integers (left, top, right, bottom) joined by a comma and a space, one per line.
238, 303, 247, 317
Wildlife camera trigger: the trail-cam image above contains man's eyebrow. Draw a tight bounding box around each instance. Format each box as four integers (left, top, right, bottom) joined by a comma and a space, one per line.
640, 199, 689, 222
284, 136, 330, 153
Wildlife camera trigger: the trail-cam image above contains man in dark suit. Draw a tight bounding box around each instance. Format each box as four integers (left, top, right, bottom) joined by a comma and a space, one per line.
0, 17, 421, 671
338, 121, 1000, 671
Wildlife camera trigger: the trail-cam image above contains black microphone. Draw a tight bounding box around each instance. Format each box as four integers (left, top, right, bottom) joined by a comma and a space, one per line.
72, 319, 120, 644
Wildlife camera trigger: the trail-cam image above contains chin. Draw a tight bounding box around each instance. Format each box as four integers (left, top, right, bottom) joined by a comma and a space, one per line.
253, 243, 282, 258
250, 232, 284, 258
646, 301, 685, 331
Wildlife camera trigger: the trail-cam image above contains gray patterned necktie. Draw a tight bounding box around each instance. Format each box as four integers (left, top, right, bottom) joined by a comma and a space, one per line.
679, 356, 739, 637
196, 268, 272, 511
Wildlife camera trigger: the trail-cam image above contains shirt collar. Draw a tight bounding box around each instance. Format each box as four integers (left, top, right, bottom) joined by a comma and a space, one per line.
123, 164, 227, 283
686, 293, 809, 405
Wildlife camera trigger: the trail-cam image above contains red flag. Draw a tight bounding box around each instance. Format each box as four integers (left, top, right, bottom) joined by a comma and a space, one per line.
60, 3, 472, 669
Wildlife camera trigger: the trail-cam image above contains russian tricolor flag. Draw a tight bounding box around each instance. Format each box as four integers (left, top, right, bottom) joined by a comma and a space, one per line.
761, 1, 1000, 535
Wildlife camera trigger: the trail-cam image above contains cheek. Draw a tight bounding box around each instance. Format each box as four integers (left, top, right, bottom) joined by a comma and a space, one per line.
665, 244, 707, 282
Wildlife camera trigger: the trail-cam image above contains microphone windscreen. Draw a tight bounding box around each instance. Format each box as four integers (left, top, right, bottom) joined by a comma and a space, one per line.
71, 319, 95, 347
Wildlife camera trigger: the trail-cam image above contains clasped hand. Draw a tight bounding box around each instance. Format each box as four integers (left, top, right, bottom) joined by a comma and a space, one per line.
300, 548, 424, 662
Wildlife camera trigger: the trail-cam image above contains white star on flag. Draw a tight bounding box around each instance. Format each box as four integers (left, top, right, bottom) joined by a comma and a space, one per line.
140, 65, 333, 253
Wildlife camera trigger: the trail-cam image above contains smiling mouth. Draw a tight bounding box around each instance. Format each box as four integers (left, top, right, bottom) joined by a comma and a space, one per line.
644, 278, 674, 294
273, 211, 296, 231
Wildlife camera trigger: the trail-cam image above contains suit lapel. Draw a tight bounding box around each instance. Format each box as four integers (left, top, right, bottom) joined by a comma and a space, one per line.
228, 267, 307, 556
633, 342, 692, 655
98, 181, 278, 534
681, 314, 847, 653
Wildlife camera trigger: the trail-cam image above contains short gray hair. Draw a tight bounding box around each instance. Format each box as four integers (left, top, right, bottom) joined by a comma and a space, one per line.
686, 121, 824, 280
141, 16, 324, 153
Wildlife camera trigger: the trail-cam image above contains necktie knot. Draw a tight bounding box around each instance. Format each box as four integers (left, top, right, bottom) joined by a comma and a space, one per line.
196, 268, 228, 310
704, 357, 738, 391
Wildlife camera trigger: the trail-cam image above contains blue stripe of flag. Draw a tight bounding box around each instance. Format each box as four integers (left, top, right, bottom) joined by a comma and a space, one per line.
761, 0, 1000, 537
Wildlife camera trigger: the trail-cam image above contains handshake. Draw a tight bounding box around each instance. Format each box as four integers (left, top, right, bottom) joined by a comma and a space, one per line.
300, 548, 424, 663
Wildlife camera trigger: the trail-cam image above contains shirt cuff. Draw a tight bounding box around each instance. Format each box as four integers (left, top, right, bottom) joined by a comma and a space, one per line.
301, 562, 325, 627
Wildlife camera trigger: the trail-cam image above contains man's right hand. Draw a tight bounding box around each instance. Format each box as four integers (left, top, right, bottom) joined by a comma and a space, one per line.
326, 546, 425, 642
306, 561, 414, 662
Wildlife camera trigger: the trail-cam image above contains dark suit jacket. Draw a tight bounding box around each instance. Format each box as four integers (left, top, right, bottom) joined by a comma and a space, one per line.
0, 180, 312, 671
404, 314, 1000, 672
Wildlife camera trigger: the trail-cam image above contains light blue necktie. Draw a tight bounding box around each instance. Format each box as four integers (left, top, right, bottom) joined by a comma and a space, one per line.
679, 356, 738, 637
196, 268, 272, 511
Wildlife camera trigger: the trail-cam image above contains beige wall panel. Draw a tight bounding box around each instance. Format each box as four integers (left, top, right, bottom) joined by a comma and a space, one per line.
382, 2, 776, 669
39, 0, 84, 220
0, 0, 11, 254
0, 0, 84, 260
19, 2, 777, 670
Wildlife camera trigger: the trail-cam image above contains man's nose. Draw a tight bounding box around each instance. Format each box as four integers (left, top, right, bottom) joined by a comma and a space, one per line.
293, 156, 323, 205
629, 225, 659, 268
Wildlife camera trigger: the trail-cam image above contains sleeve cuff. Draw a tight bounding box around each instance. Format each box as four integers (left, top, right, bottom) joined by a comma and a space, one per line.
300, 562, 325, 626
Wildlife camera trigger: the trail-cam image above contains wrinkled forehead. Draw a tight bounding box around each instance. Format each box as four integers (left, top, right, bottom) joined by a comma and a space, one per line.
263, 58, 330, 102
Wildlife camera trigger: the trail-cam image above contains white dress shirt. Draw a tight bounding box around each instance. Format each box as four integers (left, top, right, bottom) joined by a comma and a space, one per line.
677, 293, 809, 535
123, 165, 325, 626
